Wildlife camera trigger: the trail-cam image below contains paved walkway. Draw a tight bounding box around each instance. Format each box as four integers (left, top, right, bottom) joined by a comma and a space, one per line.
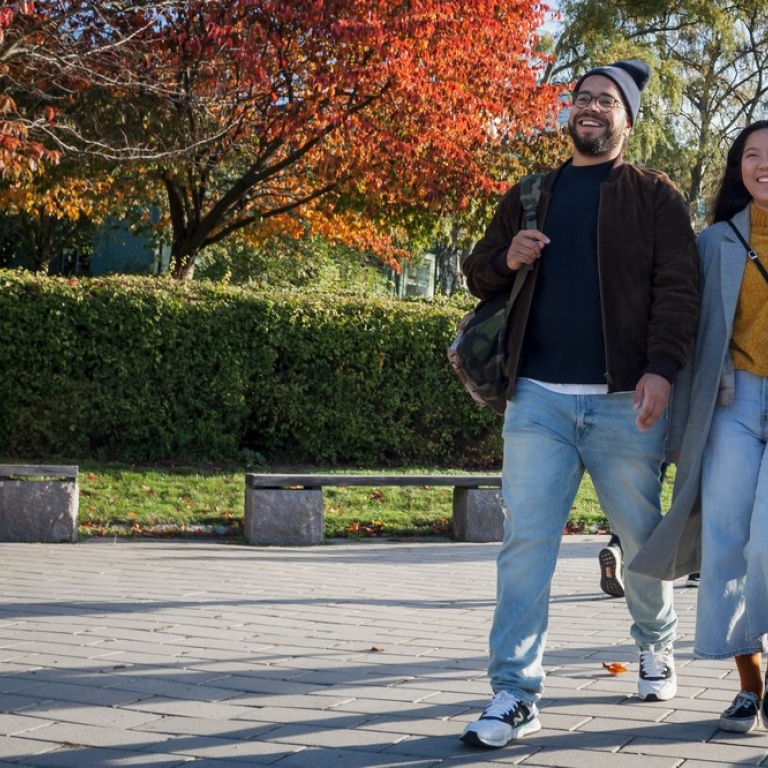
0, 535, 765, 768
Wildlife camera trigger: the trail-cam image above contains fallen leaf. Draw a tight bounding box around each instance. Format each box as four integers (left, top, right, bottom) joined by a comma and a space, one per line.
602, 662, 629, 675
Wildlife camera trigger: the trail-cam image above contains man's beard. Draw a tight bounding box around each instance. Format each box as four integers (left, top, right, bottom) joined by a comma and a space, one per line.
568, 119, 625, 157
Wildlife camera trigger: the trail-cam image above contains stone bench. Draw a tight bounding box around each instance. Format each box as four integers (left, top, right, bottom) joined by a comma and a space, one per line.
244, 473, 504, 546
0, 465, 79, 543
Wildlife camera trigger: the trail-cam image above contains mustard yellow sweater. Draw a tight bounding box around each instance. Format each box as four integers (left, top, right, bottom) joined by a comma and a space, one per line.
731, 206, 768, 375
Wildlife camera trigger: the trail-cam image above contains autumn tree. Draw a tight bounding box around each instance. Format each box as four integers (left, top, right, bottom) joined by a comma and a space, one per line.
52, 0, 563, 279
0, 0, 61, 179
0, 1, 191, 176
0, 155, 119, 270
0, 1, 211, 271
431, 126, 572, 296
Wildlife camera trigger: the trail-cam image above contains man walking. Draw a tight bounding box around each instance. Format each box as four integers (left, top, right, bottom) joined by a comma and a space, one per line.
460, 60, 699, 748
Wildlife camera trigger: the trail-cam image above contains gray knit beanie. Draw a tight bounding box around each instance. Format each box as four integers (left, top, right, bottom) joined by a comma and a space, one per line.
574, 59, 651, 125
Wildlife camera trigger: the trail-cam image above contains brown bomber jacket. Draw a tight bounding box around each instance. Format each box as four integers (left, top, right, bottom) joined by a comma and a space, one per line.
463, 159, 700, 398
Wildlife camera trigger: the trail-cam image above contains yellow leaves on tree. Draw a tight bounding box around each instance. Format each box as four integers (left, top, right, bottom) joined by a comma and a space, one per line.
0, 175, 114, 221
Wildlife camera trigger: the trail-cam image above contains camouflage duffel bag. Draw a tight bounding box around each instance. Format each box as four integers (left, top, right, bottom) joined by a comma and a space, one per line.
447, 172, 542, 414
447, 290, 512, 414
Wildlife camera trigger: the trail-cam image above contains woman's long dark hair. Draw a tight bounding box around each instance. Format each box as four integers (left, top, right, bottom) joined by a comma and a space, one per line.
711, 120, 768, 223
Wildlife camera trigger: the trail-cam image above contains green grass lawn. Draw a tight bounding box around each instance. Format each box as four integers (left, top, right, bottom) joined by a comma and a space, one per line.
70, 462, 676, 541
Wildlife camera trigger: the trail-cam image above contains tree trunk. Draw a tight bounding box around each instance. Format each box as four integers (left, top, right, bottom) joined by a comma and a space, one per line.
170, 239, 197, 281
433, 229, 471, 297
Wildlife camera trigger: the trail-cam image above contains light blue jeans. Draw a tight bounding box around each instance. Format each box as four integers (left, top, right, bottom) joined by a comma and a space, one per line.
696, 369, 768, 659
488, 379, 677, 703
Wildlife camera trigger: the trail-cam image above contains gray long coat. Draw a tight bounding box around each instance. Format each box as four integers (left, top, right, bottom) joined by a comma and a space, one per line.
630, 206, 752, 580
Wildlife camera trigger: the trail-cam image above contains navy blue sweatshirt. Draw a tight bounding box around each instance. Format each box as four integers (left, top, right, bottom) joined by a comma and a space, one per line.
519, 160, 613, 385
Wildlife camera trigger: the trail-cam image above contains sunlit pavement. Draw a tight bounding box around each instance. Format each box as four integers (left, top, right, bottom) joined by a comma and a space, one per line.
0, 535, 765, 767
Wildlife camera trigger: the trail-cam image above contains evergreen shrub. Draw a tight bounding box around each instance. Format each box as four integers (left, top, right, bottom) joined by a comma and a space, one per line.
0, 271, 501, 467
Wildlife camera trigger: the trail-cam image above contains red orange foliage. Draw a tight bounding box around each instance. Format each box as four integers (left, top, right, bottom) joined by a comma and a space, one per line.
0, 1, 564, 276
0, 1, 58, 178
85, 0, 564, 277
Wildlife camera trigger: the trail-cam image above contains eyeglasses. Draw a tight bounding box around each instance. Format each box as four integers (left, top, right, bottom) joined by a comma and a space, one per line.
572, 91, 625, 112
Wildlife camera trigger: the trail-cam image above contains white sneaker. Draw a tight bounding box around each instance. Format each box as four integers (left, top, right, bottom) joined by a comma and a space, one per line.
460, 691, 541, 748
638, 644, 677, 701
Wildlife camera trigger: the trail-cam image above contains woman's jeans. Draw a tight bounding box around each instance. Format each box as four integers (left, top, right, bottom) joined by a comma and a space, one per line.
488, 379, 677, 702
696, 369, 768, 659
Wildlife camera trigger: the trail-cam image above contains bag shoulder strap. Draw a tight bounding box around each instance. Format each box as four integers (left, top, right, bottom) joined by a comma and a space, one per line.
506, 173, 545, 315
727, 219, 768, 286
519, 172, 545, 231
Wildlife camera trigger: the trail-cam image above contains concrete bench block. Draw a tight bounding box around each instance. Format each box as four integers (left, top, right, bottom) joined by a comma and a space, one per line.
0, 466, 79, 543
453, 488, 505, 542
245, 487, 324, 546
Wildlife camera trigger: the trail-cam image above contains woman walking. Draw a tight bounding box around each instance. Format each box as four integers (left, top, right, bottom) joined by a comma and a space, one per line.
632, 120, 768, 733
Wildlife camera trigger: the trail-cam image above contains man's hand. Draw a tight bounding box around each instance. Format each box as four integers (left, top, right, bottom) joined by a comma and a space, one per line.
505, 229, 550, 270
633, 373, 671, 432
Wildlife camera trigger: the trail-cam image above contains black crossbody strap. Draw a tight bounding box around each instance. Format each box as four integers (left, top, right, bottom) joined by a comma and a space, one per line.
727, 219, 768, 286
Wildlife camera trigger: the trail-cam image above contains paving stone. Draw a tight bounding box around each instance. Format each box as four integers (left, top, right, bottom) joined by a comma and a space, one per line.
276, 748, 441, 768
19, 702, 164, 730
517, 748, 680, 767
0, 734, 57, 760
149, 733, 305, 761
0, 536, 739, 768
622, 733, 768, 762
133, 715, 275, 739
16, 720, 172, 749
13, 747, 191, 767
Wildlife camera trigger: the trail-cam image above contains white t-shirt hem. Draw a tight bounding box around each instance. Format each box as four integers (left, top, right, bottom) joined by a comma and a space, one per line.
521, 377, 609, 395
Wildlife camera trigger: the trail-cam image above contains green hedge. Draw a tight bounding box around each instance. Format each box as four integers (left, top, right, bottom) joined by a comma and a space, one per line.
0, 271, 502, 467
